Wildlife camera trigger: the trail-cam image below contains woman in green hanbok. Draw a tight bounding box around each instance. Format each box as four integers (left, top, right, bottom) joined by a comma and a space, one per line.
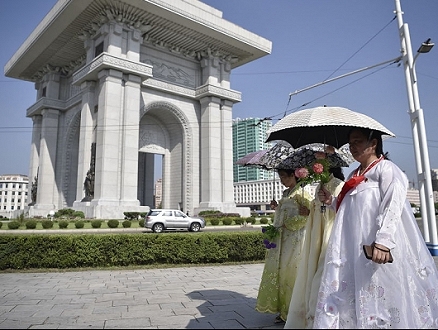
255, 168, 312, 323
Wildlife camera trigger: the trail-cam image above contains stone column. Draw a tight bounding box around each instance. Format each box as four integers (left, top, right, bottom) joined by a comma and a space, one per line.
28, 115, 42, 205
221, 100, 237, 207
35, 109, 59, 211
93, 69, 123, 204
75, 81, 96, 202
119, 74, 141, 205
199, 96, 223, 209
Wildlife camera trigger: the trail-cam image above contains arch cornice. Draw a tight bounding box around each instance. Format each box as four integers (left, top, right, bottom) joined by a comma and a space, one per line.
142, 79, 241, 104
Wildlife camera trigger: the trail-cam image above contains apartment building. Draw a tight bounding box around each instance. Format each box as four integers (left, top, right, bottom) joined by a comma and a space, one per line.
233, 117, 273, 182
0, 174, 29, 218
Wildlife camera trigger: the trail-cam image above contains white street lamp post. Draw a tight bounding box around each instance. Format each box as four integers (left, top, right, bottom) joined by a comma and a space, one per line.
394, 0, 438, 255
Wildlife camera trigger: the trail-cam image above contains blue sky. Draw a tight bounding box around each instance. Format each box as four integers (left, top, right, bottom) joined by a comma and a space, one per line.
1, 0, 438, 187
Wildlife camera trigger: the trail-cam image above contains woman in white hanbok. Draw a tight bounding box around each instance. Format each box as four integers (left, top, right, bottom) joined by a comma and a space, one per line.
285, 167, 345, 329
314, 127, 438, 328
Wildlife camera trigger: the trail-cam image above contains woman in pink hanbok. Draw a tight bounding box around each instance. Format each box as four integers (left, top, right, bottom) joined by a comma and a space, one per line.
314, 127, 438, 328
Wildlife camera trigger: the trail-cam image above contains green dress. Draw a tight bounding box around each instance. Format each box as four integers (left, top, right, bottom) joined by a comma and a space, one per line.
255, 185, 312, 321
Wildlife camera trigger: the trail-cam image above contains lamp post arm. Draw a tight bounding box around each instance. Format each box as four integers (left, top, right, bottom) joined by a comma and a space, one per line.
289, 56, 402, 97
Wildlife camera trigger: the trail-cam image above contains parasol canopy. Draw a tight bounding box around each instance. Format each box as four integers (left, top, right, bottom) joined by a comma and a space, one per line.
265, 106, 395, 148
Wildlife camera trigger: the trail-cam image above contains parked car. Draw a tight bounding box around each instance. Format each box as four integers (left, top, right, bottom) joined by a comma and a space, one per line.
144, 209, 205, 233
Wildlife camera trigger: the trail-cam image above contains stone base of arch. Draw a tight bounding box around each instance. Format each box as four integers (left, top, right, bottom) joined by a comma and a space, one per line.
195, 203, 251, 217
72, 201, 150, 219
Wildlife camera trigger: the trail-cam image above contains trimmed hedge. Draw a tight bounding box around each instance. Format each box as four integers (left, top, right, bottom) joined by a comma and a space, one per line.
75, 221, 85, 229
0, 232, 266, 270
25, 220, 38, 229
91, 220, 102, 228
58, 220, 69, 229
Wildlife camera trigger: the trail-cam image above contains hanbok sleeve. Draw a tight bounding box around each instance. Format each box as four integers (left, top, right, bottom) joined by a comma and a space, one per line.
374, 161, 408, 249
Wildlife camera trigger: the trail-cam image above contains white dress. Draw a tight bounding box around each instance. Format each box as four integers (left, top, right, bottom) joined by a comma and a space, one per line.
285, 175, 344, 328
313, 159, 438, 328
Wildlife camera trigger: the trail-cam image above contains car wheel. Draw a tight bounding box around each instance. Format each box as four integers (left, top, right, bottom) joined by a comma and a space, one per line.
190, 223, 201, 232
152, 223, 164, 233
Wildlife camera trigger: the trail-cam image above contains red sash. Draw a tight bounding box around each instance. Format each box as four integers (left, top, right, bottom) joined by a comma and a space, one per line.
336, 156, 383, 211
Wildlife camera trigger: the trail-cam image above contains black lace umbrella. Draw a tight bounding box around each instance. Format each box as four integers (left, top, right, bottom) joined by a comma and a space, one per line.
274, 143, 354, 170
235, 142, 354, 170
265, 106, 395, 148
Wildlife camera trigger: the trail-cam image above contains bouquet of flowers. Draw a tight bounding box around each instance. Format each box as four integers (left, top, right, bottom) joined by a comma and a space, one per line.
294, 152, 331, 186
261, 224, 280, 249
294, 151, 332, 212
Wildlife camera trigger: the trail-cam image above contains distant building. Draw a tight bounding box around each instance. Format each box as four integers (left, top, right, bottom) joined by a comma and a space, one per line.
406, 188, 438, 207
234, 177, 317, 211
0, 174, 29, 218
432, 169, 438, 192
154, 179, 162, 209
233, 117, 273, 182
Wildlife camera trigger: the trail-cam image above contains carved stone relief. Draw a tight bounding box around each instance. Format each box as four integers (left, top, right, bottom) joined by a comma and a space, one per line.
141, 58, 195, 88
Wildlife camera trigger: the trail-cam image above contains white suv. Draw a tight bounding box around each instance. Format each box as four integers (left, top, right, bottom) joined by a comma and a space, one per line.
144, 209, 205, 233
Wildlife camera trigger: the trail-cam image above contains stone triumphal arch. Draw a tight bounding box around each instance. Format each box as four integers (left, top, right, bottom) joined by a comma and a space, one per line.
5, 0, 271, 219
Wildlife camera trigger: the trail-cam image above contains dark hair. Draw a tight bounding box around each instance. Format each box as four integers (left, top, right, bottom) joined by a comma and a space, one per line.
348, 127, 390, 160
329, 167, 345, 181
277, 168, 296, 178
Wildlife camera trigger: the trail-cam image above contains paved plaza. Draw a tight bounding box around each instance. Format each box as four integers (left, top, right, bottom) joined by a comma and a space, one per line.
1, 220, 437, 329
0, 263, 285, 329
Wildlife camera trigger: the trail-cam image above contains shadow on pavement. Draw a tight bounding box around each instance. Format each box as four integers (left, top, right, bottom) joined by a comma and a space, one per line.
185, 289, 283, 329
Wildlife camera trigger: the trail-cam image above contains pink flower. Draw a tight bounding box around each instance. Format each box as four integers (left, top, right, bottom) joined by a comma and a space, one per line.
295, 167, 309, 178
313, 162, 324, 174
315, 152, 326, 159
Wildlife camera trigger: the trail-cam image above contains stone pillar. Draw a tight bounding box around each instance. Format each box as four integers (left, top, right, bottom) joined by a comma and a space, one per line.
93, 69, 123, 204
221, 100, 237, 207
75, 81, 96, 202
199, 96, 223, 209
28, 115, 42, 205
35, 109, 59, 211
119, 74, 141, 205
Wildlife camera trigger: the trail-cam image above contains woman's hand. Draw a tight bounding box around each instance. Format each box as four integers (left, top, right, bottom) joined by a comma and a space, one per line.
372, 243, 392, 264
317, 186, 333, 205
299, 205, 310, 216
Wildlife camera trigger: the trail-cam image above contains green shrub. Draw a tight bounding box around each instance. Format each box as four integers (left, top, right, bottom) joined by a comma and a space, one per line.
234, 218, 244, 225
210, 218, 220, 226
41, 220, 54, 229
75, 220, 85, 229
25, 220, 37, 229
245, 217, 256, 225
198, 210, 221, 216
122, 220, 132, 228
260, 218, 269, 224
8, 221, 20, 230
123, 212, 146, 220
73, 211, 85, 219
58, 220, 69, 229
0, 232, 265, 270
222, 218, 233, 225
91, 220, 102, 228
139, 219, 145, 227
54, 208, 76, 219
107, 220, 119, 228
0, 221, 3, 229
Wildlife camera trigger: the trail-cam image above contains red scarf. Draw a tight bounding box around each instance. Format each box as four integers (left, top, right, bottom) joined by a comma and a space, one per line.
336, 156, 383, 211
